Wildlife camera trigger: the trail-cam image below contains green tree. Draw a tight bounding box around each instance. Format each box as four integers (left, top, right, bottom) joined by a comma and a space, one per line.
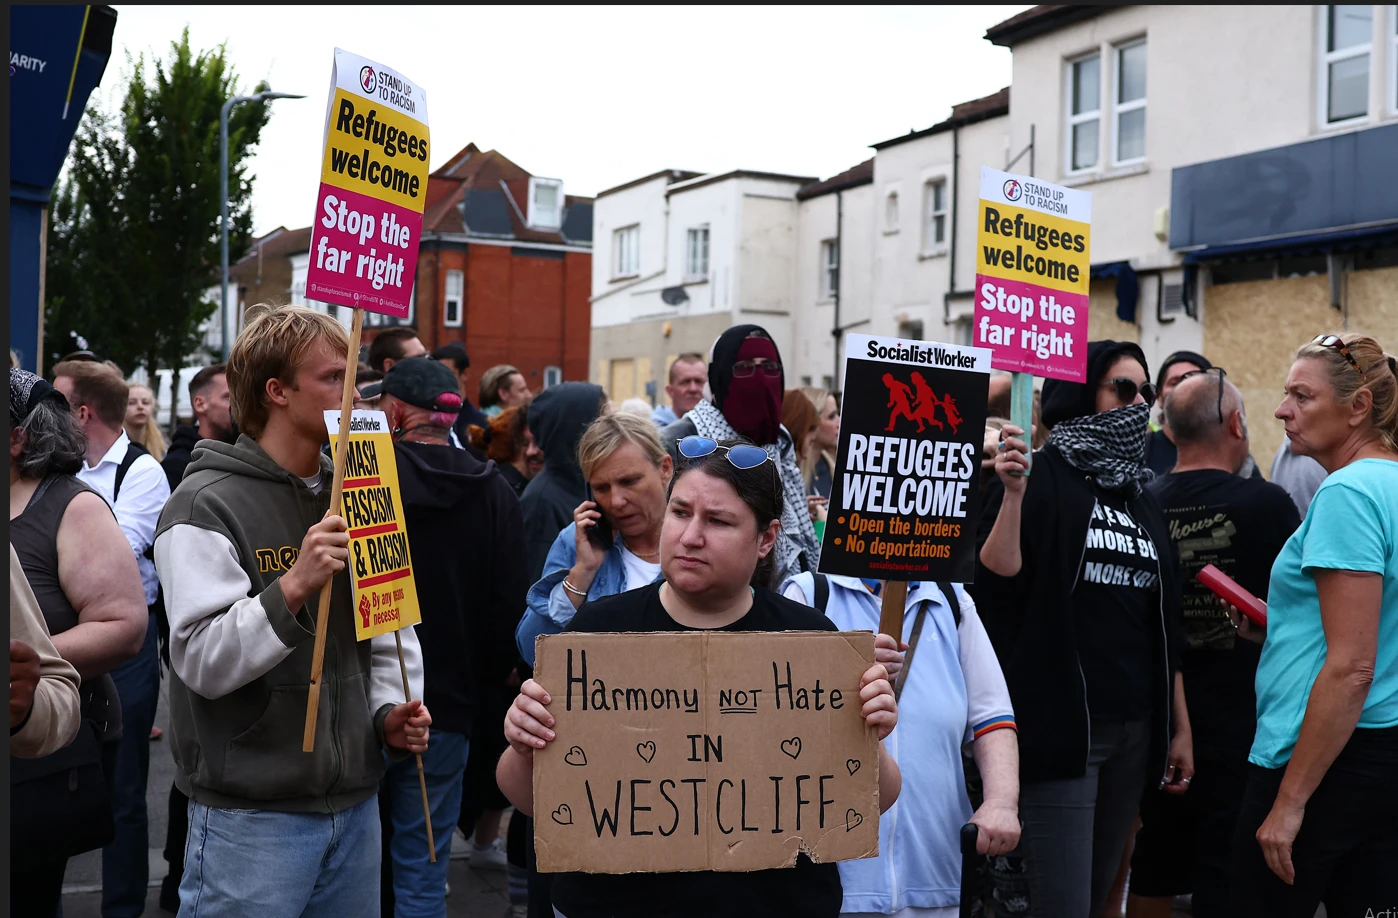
46, 28, 271, 432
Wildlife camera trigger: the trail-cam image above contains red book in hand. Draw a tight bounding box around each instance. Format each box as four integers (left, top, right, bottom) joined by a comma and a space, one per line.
1196, 564, 1268, 628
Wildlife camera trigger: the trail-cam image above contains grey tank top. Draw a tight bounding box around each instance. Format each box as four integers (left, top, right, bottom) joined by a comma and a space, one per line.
11, 474, 123, 739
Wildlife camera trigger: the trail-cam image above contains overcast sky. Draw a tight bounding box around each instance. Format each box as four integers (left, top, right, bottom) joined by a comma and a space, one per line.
106, 5, 1030, 237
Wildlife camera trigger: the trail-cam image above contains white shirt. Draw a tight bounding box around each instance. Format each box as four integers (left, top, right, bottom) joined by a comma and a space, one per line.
618, 543, 662, 591
76, 431, 171, 606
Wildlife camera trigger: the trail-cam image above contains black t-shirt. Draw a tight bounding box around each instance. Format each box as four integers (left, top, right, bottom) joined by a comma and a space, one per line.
1073, 488, 1162, 721
1147, 469, 1300, 752
550, 581, 844, 918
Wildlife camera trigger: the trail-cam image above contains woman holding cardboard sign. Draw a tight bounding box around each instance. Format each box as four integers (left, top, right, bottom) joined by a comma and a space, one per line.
498, 436, 902, 918
973, 340, 1190, 918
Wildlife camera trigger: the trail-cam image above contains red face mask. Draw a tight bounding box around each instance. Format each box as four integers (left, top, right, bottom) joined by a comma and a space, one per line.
720, 337, 783, 445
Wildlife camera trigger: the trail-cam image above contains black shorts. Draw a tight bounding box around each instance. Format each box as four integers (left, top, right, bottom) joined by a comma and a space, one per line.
1128, 746, 1249, 915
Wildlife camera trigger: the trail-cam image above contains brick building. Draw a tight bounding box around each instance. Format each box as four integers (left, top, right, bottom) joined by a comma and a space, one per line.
229, 225, 314, 314
382, 142, 594, 397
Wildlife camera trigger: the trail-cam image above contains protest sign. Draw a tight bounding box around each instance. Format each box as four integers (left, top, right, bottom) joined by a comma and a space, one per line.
532, 631, 880, 874
973, 167, 1092, 383
324, 409, 422, 641
304, 48, 429, 319
819, 334, 990, 586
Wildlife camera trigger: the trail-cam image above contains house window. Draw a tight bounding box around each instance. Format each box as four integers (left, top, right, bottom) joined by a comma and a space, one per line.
924, 180, 947, 251
1067, 52, 1101, 172
820, 239, 839, 300
613, 225, 640, 278
1113, 40, 1147, 164
443, 269, 463, 328
685, 226, 709, 279
884, 190, 900, 233
1320, 5, 1372, 124
544, 366, 562, 388
528, 177, 563, 229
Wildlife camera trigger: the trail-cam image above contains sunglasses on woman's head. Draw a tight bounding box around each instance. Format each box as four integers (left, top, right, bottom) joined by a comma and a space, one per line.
677, 436, 771, 469
1101, 377, 1156, 408
732, 358, 782, 379
1312, 334, 1367, 380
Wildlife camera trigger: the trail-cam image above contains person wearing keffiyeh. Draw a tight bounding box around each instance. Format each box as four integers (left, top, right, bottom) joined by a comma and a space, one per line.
967, 341, 1191, 918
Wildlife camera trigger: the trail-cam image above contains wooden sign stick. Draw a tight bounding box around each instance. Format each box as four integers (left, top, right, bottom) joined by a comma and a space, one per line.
395, 629, 437, 862
303, 307, 365, 753
877, 580, 909, 644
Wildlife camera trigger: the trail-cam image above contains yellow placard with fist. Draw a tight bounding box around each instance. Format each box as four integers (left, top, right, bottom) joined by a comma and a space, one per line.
324, 409, 422, 640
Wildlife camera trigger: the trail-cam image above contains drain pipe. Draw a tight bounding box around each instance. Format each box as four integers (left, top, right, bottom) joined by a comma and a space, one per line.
832, 189, 843, 386
943, 125, 961, 325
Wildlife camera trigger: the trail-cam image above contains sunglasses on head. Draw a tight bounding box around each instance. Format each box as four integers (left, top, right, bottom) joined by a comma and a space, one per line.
1101, 377, 1156, 408
677, 436, 771, 469
1312, 334, 1367, 380
1178, 366, 1228, 425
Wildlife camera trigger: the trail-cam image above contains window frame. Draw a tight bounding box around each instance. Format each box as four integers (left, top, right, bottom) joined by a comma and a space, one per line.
1111, 38, 1148, 166
443, 268, 464, 328
685, 225, 710, 281
1389, 5, 1397, 115
612, 224, 640, 280
1064, 50, 1103, 176
883, 188, 900, 235
922, 178, 948, 254
820, 238, 840, 301
543, 366, 563, 388
1317, 4, 1373, 128
527, 177, 564, 230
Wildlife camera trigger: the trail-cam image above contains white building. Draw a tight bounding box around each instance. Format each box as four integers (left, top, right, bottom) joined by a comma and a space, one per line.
589, 168, 816, 404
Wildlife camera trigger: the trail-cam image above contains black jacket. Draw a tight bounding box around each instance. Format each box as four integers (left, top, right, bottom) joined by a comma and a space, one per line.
394, 440, 528, 735
971, 445, 1185, 781
161, 425, 201, 491
520, 382, 605, 582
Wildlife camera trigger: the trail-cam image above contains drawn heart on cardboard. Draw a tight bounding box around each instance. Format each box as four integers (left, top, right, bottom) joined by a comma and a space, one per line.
564, 746, 587, 767
781, 737, 802, 760
636, 741, 656, 763
845, 809, 863, 832
846, 759, 861, 776
551, 804, 573, 826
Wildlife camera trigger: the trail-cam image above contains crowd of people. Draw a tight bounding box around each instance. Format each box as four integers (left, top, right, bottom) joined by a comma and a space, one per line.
9, 308, 1396, 918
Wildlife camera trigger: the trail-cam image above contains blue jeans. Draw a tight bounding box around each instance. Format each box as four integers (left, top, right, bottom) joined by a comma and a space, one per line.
179, 795, 380, 918
381, 730, 470, 918
102, 612, 160, 918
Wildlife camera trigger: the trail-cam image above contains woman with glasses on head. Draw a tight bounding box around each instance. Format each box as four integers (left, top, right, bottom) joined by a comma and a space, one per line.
972, 340, 1190, 918
657, 325, 822, 588
1225, 333, 1398, 917
498, 436, 902, 918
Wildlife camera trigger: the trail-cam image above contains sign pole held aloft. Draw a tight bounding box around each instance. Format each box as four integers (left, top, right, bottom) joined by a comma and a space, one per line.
303, 307, 363, 752
396, 630, 436, 862
1010, 371, 1034, 476
877, 580, 909, 645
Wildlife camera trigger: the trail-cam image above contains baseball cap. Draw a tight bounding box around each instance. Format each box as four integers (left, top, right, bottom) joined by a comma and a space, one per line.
381, 356, 463, 413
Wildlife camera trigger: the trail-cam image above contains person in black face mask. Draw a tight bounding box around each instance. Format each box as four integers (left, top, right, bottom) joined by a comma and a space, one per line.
969, 340, 1191, 918
657, 324, 820, 586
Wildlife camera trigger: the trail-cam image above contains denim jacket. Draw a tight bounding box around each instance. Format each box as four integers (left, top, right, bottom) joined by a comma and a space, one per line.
515, 523, 663, 666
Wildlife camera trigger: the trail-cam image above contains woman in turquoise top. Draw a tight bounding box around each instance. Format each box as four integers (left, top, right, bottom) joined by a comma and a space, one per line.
1227, 333, 1398, 917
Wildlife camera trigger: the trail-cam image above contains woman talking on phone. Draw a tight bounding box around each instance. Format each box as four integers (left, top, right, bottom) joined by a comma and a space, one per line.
515, 413, 674, 665
1227, 333, 1398, 916
498, 436, 902, 918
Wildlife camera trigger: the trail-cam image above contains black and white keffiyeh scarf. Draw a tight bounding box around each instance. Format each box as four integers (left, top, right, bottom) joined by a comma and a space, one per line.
1046, 402, 1154, 495
687, 399, 821, 585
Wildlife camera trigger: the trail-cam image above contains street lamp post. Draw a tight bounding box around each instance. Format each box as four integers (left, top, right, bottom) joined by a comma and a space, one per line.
221, 89, 306, 361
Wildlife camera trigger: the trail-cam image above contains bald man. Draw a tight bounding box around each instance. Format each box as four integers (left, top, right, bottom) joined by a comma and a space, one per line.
1130, 373, 1301, 918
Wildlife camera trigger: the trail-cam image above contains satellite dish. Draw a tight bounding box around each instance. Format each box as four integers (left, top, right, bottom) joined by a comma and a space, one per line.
660, 286, 690, 306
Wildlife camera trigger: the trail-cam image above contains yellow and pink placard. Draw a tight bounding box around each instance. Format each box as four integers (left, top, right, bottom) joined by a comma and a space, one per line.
973, 167, 1092, 383
305, 49, 430, 318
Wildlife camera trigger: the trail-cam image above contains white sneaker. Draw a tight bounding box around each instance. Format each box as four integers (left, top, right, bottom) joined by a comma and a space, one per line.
469, 838, 509, 871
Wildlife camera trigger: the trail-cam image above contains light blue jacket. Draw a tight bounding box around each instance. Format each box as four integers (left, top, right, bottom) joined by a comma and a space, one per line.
515, 523, 663, 666
783, 574, 1012, 914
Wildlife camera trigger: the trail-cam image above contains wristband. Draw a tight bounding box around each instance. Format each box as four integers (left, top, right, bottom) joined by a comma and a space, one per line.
561, 579, 588, 598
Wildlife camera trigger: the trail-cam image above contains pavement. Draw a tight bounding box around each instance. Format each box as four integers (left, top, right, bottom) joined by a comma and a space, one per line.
60, 678, 512, 918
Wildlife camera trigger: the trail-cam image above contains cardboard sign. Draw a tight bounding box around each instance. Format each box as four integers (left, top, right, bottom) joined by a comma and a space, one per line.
531, 631, 880, 874
304, 49, 430, 318
324, 410, 422, 639
819, 335, 991, 583
972, 167, 1092, 383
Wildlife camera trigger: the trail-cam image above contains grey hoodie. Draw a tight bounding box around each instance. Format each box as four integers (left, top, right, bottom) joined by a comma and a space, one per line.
153, 434, 422, 813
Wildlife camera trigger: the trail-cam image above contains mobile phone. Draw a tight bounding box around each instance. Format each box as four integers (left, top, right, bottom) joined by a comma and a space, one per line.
1196, 564, 1267, 628
583, 484, 613, 550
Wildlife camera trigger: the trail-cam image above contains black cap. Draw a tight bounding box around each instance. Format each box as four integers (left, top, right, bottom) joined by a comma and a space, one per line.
430, 341, 470, 371
381, 356, 462, 413
1155, 350, 1211, 391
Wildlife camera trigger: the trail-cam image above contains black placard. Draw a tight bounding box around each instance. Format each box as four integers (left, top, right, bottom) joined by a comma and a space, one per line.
819, 335, 991, 582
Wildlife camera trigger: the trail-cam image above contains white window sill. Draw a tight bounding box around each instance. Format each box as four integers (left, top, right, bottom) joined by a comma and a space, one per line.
611, 273, 640, 283
918, 244, 949, 261
883, 228, 900, 236
1061, 161, 1150, 187
681, 276, 709, 286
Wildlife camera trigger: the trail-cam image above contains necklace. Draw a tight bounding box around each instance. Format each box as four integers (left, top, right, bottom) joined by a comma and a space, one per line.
624, 540, 660, 560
